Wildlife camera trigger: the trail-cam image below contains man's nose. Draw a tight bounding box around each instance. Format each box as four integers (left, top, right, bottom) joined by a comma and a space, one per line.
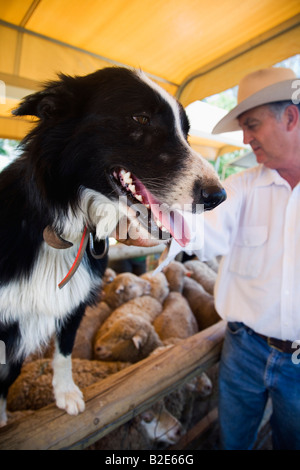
243, 129, 252, 145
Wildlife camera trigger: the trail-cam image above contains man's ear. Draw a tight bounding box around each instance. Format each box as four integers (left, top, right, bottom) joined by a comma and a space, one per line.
285, 104, 299, 131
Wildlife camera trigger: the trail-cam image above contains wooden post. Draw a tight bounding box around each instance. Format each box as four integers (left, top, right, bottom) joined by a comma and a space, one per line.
0, 321, 226, 450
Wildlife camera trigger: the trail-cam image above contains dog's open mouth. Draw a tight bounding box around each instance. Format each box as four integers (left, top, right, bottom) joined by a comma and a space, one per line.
110, 168, 191, 247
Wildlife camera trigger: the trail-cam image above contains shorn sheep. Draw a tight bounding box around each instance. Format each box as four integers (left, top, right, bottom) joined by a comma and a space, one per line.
93, 296, 163, 362
140, 271, 169, 303
94, 314, 163, 362
153, 292, 198, 342
163, 261, 191, 293
182, 276, 220, 330
72, 301, 112, 360
102, 272, 151, 309
95, 295, 163, 333
183, 259, 217, 295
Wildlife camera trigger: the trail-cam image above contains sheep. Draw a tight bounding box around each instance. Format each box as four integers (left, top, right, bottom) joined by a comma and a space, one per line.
88, 415, 152, 450
7, 358, 130, 411
88, 401, 182, 450
93, 296, 163, 363
102, 267, 117, 285
153, 292, 198, 342
140, 271, 169, 303
162, 373, 213, 432
94, 314, 163, 363
163, 261, 191, 293
72, 301, 112, 360
97, 296, 162, 333
183, 259, 217, 295
102, 272, 151, 309
163, 385, 194, 430
182, 277, 220, 330
192, 372, 213, 398
139, 401, 183, 446
204, 257, 220, 274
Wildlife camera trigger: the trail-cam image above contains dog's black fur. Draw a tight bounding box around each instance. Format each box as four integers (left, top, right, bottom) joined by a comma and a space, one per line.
0, 67, 225, 424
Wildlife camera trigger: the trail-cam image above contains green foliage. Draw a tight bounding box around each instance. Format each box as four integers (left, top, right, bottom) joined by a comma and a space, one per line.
0, 139, 20, 171
209, 151, 246, 180
0, 139, 8, 155
203, 87, 237, 111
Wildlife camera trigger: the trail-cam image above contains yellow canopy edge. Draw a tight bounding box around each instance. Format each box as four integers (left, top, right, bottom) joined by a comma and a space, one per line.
0, 0, 299, 145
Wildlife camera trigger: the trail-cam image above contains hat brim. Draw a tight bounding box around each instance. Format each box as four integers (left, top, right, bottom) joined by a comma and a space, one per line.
212, 79, 297, 134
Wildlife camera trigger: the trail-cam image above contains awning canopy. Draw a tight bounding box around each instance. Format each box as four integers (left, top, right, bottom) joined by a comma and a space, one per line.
0, 0, 299, 144
186, 101, 248, 159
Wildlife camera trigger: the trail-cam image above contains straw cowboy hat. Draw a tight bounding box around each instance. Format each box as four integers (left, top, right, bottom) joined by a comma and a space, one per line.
212, 67, 297, 134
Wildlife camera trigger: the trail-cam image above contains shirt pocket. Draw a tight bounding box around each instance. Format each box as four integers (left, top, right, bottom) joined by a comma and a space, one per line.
229, 225, 268, 278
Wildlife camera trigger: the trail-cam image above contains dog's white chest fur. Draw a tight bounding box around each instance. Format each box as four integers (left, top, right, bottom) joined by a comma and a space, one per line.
0, 189, 119, 360
0, 242, 101, 358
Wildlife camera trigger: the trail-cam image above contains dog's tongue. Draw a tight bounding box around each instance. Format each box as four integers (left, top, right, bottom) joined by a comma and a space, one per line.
143, 188, 191, 247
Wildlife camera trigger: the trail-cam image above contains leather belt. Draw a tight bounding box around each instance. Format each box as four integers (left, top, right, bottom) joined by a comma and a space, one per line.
255, 332, 295, 354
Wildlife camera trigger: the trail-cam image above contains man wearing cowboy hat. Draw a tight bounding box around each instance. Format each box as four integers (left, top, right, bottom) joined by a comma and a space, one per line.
202, 66, 300, 449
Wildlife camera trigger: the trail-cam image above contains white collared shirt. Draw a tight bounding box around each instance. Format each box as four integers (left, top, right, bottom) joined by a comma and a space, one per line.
201, 164, 300, 341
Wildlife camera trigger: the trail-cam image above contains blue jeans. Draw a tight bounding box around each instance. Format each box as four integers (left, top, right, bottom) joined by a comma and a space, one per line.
219, 322, 300, 450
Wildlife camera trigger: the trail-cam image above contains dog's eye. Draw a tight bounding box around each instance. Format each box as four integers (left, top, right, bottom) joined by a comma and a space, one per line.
132, 115, 150, 126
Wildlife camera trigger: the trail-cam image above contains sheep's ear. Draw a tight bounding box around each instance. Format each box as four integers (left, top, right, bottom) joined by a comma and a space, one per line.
115, 285, 124, 294
140, 410, 154, 423
132, 334, 143, 349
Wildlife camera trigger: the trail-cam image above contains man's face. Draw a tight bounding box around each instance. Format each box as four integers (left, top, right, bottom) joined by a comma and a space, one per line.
238, 104, 289, 170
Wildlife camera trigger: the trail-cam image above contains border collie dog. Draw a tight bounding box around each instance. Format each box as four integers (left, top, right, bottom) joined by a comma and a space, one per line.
0, 67, 225, 425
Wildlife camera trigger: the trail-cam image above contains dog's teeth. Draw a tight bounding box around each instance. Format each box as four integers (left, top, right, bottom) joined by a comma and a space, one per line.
115, 168, 149, 209
154, 217, 168, 232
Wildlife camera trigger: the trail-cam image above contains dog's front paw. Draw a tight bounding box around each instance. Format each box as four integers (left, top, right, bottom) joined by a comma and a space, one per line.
54, 384, 85, 415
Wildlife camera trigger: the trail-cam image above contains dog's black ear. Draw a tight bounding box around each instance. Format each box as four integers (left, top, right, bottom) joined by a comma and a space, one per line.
12, 89, 61, 119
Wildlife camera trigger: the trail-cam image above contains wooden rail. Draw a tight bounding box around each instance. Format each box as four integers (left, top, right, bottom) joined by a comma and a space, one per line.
0, 321, 226, 450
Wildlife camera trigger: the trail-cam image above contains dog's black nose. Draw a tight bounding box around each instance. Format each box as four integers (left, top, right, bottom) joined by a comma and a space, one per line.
201, 187, 227, 211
